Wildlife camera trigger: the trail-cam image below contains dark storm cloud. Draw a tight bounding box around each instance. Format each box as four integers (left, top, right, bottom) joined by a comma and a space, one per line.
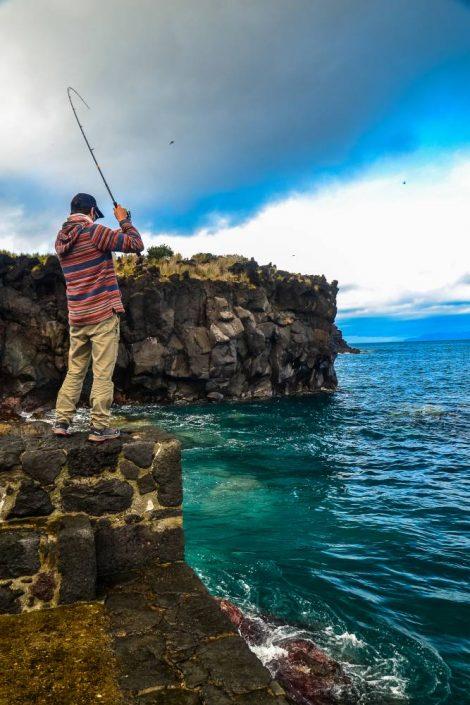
1, 0, 470, 232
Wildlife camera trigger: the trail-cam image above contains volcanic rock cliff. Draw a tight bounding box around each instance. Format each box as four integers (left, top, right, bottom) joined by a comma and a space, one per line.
0, 252, 348, 411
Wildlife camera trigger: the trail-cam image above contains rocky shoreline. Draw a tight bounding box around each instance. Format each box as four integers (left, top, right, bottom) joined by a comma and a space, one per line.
0, 252, 357, 703
0, 252, 355, 414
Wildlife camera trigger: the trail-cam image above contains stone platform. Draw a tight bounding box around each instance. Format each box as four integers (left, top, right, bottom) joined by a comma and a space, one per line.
0, 421, 182, 612
0, 562, 289, 705
0, 422, 290, 704
105, 562, 289, 704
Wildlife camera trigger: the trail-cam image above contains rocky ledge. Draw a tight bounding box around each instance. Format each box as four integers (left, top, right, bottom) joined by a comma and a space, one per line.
0, 421, 292, 704
0, 252, 347, 411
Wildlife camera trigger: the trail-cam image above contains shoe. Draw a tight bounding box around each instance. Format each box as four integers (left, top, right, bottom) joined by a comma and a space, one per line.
53, 422, 71, 437
88, 427, 121, 443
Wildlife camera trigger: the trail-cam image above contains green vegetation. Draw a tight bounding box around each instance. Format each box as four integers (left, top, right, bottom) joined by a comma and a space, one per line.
147, 243, 174, 261
0, 249, 52, 265
1, 248, 321, 286
115, 252, 256, 283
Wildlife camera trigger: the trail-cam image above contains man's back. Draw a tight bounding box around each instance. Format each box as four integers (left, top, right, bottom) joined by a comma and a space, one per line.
55, 212, 143, 326
53, 197, 144, 441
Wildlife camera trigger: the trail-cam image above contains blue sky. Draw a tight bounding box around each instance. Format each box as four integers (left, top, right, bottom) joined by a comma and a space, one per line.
0, 0, 469, 341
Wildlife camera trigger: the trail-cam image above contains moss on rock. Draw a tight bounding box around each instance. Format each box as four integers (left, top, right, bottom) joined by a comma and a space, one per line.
0, 603, 125, 705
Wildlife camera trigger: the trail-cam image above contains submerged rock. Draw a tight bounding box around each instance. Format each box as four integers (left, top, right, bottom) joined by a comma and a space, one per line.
219, 599, 351, 705
273, 639, 351, 705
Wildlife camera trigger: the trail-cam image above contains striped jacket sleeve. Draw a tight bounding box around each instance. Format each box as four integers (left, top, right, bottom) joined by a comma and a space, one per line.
90, 218, 144, 253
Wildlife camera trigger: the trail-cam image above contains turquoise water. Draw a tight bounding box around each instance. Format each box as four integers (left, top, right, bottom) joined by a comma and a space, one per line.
118, 340, 470, 704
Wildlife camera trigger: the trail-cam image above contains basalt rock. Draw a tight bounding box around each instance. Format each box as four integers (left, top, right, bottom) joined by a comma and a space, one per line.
0, 253, 349, 409
61, 479, 134, 516
331, 324, 360, 354
0, 530, 40, 579
8, 480, 53, 519
219, 599, 351, 705
0, 422, 184, 612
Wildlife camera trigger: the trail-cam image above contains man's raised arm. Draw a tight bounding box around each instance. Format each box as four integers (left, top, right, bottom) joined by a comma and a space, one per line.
91, 204, 144, 253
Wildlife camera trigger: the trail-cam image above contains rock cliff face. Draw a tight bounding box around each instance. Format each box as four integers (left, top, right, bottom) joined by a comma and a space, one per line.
0, 253, 342, 410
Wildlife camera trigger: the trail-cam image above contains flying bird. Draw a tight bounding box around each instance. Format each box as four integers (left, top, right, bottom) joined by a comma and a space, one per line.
169, 140, 175, 145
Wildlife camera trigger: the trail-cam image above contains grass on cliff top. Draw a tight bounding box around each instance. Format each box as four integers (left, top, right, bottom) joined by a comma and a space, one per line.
0, 604, 125, 705
1, 247, 327, 286
115, 251, 253, 282
115, 251, 321, 285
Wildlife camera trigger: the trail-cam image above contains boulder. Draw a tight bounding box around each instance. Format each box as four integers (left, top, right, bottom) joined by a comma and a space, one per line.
0, 437, 25, 471
58, 515, 96, 603
0, 585, 23, 614
8, 481, 53, 519
21, 448, 66, 484
0, 529, 41, 579
152, 441, 182, 507
123, 441, 154, 468
61, 480, 134, 516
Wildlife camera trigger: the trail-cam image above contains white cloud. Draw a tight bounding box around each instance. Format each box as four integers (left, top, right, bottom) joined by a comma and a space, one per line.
0, 0, 470, 218
0, 203, 59, 254
143, 152, 470, 316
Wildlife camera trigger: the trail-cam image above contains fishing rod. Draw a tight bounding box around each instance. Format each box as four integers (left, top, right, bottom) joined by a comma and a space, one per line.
67, 86, 119, 209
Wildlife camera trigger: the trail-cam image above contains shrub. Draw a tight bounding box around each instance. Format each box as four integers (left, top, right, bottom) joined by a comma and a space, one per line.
147, 244, 174, 261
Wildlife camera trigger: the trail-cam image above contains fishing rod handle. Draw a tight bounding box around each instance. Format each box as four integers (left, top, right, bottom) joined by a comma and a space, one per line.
113, 201, 131, 219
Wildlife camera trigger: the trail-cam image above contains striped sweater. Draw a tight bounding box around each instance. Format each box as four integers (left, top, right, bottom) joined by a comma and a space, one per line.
55, 213, 144, 326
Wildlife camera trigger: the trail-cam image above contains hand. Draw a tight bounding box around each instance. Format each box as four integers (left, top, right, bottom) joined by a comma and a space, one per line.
114, 204, 129, 222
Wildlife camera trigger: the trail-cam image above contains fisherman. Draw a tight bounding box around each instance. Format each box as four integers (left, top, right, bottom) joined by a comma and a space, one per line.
53, 193, 144, 442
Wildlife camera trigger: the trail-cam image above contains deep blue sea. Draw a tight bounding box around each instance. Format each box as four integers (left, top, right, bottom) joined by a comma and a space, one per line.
118, 340, 469, 705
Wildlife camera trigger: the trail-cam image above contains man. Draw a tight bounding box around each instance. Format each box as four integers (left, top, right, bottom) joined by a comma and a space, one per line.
53, 193, 144, 442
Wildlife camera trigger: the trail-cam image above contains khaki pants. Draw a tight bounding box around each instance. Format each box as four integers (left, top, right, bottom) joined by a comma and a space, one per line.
55, 314, 120, 429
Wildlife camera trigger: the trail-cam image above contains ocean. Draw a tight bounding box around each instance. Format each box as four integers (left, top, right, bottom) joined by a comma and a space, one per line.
117, 340, 469, 704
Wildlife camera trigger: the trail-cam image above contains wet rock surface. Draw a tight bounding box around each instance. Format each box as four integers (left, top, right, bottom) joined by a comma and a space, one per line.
105, 563, 290, 705
0, 253, 346, 410
219, 600, 351, 705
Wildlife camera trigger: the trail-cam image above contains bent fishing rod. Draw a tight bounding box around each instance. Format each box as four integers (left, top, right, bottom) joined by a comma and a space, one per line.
67, 86, 123, 211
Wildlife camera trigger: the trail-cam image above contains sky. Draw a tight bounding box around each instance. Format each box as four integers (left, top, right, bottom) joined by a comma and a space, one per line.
1, 0, 469, 341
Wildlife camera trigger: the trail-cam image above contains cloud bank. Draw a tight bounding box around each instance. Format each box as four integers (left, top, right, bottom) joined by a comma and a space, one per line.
1, 0, 470, 230
142, 152, 470, 320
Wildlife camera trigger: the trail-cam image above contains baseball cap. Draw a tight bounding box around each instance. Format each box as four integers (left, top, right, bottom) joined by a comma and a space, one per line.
70, 193, 104, 219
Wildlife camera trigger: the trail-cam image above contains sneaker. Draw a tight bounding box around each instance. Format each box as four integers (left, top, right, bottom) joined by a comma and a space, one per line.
53, 422, 72, 437
88, 427, 121, 443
